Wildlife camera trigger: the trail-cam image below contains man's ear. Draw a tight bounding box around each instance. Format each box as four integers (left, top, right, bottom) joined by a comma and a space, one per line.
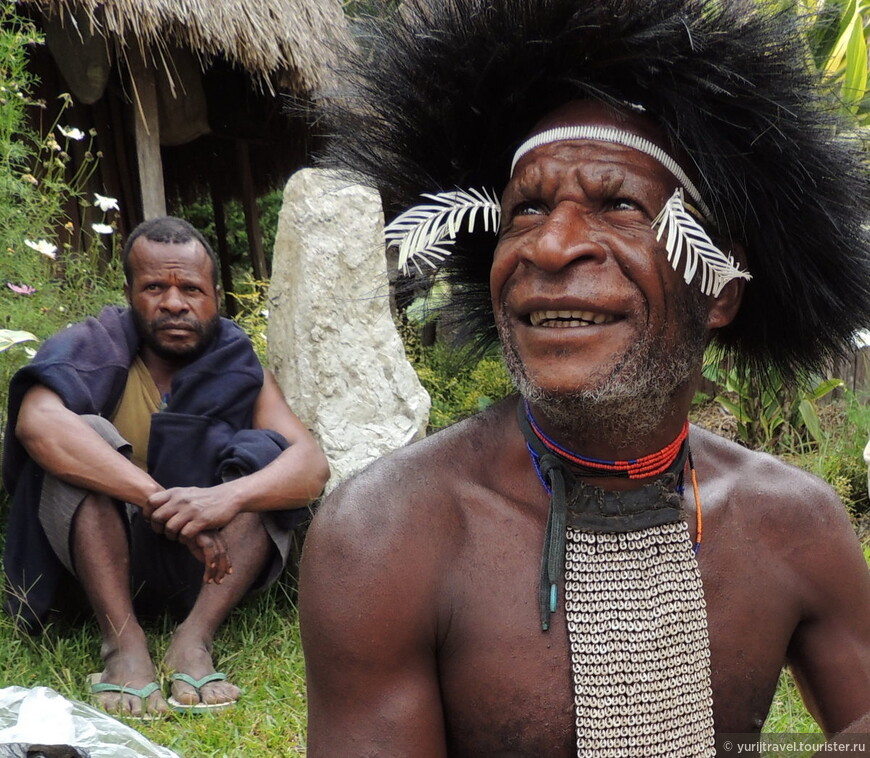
706, 242, 747, 330
123, 281, 131, 305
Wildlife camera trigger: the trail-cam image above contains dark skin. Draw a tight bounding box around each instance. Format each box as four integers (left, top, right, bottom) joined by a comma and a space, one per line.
300, 102, 870, 756
17, 237, 330, 716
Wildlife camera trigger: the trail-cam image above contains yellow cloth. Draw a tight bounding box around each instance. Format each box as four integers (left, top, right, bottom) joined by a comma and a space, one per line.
111, 356, 161, 471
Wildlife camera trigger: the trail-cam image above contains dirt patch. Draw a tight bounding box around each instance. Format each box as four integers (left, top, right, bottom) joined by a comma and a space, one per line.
690, 400, 739, 442
855, 515, 870, 544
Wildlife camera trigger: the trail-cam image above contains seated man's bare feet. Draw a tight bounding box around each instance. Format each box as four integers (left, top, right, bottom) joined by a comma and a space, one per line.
164, 625, 241, 710
91, 630, 167, 718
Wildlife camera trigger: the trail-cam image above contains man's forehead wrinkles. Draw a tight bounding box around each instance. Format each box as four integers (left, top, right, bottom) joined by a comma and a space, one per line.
521, 141, 658, 175
509, 159, 548, 197
567, 161, 627, 195
132, 259, 209, 286
513, 149, 637, 197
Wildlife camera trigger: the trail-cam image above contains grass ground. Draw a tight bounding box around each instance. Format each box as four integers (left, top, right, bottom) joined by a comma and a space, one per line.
0, 573, 308, 757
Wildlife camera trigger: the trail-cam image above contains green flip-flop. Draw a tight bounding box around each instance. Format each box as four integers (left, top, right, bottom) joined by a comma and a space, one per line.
167, 672, 238, 713
88, 673, 163, 720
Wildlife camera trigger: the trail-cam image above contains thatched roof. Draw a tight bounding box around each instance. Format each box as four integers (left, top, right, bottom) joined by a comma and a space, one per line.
19, 0, 350, 92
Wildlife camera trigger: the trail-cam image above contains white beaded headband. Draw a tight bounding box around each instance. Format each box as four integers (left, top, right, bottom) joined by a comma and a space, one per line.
510, 125, 712, 219
384, 127, 751, 296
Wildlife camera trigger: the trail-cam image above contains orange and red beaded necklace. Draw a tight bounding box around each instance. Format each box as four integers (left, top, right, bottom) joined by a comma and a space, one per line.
523, 399, 690, 480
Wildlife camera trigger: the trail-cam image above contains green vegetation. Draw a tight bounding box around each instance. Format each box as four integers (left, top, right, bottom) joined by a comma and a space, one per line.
797, 0, 870, 123
0, 578, 308, 757
405, 329, 513, 431
697, 362, 870, 516
701, 361, 844, 450
782, 390, 870, 516
225, 274, 271, 362
0, 4, 124, 437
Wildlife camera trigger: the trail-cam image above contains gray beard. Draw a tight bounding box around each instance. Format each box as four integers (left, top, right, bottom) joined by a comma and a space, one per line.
499, 289, 708, 447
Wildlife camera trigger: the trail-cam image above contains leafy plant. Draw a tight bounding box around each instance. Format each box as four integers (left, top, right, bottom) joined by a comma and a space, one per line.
227, 273, 270, 361
0, 329, 36, 354
407, 323, 513, 431
702, 360, 844, 450
785, 389, 870, 514
0, 6, 126, 468
796, 0, 870, 122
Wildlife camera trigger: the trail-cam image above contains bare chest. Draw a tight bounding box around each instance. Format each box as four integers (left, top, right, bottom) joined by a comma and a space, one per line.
435, 500, 799, 757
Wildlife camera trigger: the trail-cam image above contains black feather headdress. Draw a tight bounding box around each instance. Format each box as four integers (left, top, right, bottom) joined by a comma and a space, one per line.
318, 0, 870, 382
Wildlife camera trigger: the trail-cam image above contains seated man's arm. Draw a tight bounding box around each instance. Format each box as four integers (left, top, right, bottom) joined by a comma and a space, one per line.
16, 384, 230, 582
16, 384, 162, 506
145, 369, 329, 538
299, 478, 449, 758
242, 368, 331, 506
786, 482, 870, 738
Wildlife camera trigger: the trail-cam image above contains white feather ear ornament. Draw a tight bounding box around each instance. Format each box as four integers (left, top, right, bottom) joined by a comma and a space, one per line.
384, 188, 501, 275
652, 188, 751, 297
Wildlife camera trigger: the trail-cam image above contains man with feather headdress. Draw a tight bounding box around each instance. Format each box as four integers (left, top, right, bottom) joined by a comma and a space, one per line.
299, 0, 870, 754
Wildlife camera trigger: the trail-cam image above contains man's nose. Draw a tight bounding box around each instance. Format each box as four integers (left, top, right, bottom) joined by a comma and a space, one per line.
159, 287, 188, 313
527, 203, 608, 273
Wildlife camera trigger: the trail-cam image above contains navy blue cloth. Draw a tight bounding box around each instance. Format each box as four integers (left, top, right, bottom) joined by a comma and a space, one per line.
2, 306, 293, 630
216, 429, 304, 532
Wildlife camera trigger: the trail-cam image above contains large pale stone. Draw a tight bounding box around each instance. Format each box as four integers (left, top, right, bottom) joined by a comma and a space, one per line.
267, 168, 430, 491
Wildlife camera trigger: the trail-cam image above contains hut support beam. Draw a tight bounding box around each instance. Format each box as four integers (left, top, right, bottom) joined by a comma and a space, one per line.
129, 46, 167, 220
210, 179, 237, 317
236, 141, 268, 280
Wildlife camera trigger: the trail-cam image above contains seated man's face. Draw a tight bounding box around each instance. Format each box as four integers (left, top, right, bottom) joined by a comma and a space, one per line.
492, 100, 710, 433
125, 238, 221, 363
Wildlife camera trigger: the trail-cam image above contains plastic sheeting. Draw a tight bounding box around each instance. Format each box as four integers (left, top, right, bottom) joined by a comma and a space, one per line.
0, 687, 179, 758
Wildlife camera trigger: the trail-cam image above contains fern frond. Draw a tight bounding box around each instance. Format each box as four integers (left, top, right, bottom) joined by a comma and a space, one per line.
384, 188, 501, 275
652, 189, 752, 297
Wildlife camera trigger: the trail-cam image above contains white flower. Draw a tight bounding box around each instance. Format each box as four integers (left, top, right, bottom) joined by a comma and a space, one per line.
24, 238, 58, 259
57, 125, 85, 141
91, 223, 114, 235
93, 193, 119, 212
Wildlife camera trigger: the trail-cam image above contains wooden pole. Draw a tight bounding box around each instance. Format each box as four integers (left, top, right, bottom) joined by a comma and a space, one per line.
210, 179, 237, 317
105, 92, 138, 232
235, 140, 268, 280
127, 45, 166, 220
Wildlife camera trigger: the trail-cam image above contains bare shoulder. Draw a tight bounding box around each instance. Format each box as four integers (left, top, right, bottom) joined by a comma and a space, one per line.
298, 404, 514, 685
690, 425, 860, 567
301, 404, 512, 588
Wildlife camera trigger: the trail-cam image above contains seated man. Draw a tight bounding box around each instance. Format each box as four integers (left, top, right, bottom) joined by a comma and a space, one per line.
300, 0, 870, 755
3, 216, 329, 717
